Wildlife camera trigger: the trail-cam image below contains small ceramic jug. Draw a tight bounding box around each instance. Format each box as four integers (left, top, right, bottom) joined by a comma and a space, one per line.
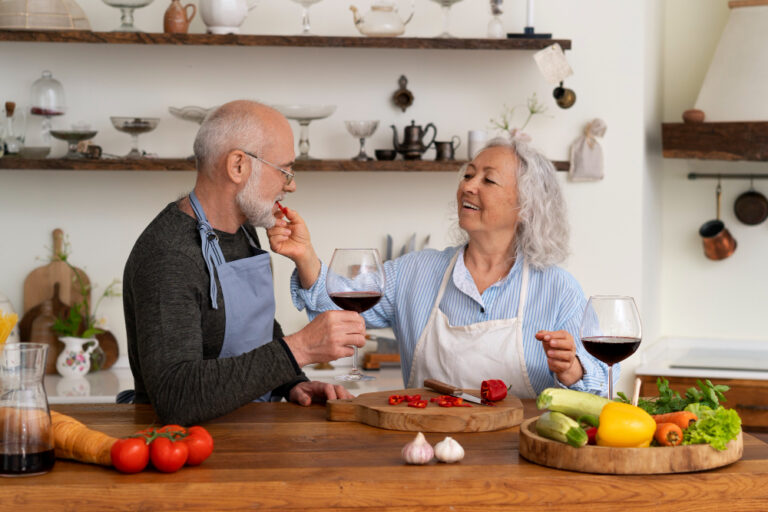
164, 0, 197, 34
56, 337, 99, 378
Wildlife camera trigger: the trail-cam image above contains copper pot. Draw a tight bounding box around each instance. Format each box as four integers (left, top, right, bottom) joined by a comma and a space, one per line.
699, 184, 737, 260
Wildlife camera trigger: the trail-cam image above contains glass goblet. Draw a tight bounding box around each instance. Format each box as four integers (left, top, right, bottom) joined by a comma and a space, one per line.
102, 0, 155, 32
110, 117, 159, 159
430, 0, 465, 38
326, 248, 385, 382
272, 104, 336, 160
579, 295, 642, 400
344, 121, 379, 161
290, 0, 323, 35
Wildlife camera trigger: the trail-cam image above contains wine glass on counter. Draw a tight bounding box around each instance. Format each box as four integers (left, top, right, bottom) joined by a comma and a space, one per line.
326, 248, 385, 382
579, 295, 642, 400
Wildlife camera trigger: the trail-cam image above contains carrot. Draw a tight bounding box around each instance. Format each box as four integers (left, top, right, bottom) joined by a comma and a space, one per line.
51, 410, 117, 466
652, 411, 697, 430
654, 422, 683, 446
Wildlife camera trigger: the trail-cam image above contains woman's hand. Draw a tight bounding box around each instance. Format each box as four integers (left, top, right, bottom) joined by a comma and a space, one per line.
267, 206, 320, 288
535, 330, 584, 387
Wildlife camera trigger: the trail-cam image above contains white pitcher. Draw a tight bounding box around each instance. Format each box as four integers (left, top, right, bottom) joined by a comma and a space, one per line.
56, 336, 99, 378
199, 0, 259, 34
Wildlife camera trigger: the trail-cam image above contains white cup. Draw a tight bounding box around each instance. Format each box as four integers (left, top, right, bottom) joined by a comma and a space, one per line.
467, 130, 487, 160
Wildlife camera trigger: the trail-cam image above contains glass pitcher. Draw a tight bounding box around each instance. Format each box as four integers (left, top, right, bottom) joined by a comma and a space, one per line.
0, 343, 55, 477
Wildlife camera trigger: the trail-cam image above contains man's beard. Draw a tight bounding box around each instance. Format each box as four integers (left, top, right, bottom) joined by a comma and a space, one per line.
236, 167, 279, 228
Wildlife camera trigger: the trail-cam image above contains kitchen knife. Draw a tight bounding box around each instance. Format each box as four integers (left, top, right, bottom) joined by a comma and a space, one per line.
423, 378, 487, 405
385, 234, 393, 261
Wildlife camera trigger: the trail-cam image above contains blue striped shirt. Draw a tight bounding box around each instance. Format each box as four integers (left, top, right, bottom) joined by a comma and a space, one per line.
291, 245, 612, 396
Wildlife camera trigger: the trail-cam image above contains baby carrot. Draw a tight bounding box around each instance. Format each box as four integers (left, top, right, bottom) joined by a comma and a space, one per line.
654, 422, 683, 447
652, 411, 698, 430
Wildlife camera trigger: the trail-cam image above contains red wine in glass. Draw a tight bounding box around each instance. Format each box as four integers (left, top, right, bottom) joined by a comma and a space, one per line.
329, 292, 382, 313
581, 336, 641, 366
579, 296, 642, 399
326, 249, 385, 382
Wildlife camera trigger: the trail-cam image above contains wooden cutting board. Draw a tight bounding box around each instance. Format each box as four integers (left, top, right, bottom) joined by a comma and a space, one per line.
326, 388, 524, 432
519, 416, 743, 474
23, 229, 90, 314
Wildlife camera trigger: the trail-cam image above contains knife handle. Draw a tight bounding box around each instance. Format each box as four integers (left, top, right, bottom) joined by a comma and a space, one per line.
424, 379, 461, 395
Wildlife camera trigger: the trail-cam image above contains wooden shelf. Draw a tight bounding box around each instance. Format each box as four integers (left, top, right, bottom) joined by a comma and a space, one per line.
662, 122, 768, 161
0, 29, 570, 51
0, 157, 570, 172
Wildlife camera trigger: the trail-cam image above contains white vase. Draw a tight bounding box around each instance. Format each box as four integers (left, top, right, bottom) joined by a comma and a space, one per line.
199, 0, 258, 34
56, 336, 99, 378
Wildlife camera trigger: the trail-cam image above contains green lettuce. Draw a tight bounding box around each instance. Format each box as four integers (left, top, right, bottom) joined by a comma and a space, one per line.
682, 406, 741, 451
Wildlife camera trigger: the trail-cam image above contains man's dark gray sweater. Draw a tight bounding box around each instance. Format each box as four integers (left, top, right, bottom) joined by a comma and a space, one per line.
123, 202, 306, 425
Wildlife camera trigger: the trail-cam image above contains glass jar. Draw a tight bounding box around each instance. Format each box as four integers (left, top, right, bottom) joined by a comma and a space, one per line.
28, 71, 66, 153
3, 101, 25, 155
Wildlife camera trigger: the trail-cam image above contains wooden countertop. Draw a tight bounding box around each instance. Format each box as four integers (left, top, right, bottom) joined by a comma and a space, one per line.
2, 400, 767, 511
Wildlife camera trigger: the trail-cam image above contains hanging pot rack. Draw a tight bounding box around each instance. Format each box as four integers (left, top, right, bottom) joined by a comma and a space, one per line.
688, 172, 768, 180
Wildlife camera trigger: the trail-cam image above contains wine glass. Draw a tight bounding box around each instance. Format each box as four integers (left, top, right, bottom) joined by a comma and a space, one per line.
579, 296, 642, 400
326, 249, 385, 382
430, 0, 465, 38
290, 0, 323, 35
344, 120, 379, 161
272, 104, 336, 160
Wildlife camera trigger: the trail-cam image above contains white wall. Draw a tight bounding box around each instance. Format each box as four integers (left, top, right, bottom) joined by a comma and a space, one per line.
661, 1, 768, 341
1, 0, 660, 394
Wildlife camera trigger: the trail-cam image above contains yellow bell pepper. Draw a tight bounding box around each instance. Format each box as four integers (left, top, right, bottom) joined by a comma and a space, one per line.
596, 402, 656, 448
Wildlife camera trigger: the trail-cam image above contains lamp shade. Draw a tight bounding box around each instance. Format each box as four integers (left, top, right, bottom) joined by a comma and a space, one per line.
0, 0, 91, 30
694, 0, 768, 121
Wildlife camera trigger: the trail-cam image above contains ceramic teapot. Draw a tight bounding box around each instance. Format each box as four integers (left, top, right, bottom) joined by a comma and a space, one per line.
350, 0, 414, 37
392, 120, 437, 160
56, 336, 99, 378
199, 0, 258, 34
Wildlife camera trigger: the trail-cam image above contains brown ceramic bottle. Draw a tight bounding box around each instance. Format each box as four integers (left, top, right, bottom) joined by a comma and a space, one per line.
29, 300, 59, 374
164, 0, 197, 34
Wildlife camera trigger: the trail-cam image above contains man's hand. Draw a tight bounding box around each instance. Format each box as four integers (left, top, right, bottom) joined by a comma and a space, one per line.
289, 381, 353, 406
283, 311, 366, 368
267, 207, 320, 288
535, 330, 584, 387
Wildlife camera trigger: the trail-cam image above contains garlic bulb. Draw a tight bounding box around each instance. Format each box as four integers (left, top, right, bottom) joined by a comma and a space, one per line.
401, 432, 434, 465
434, 436, 464, 463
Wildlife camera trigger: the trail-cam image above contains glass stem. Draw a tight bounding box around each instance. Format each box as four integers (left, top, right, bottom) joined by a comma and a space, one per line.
350, 346, 361, 375
120, 7, 135, 29
442, 6, 450, 35
301, 7, 311, 35
298, 120, 310, 158
131, 134, 140, 153
608, 365, 614, 400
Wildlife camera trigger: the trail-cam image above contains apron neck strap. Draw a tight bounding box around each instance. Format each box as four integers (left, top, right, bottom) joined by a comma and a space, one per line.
189, 191, 226, 309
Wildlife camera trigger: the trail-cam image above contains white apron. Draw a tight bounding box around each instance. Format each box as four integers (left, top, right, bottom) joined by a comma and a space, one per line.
407, 251, 537, 399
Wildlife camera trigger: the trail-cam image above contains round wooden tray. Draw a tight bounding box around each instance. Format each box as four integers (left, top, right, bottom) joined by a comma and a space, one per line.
519, 416, 743, 474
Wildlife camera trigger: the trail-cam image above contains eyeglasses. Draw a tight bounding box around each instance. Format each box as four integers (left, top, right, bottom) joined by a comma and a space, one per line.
240, 149, 294, 186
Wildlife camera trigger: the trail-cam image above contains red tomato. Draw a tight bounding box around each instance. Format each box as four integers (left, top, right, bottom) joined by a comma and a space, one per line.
150, 437, 189, 473
111, 438, 150, 474
184, 426, 214, 466
157, 424, 187, 437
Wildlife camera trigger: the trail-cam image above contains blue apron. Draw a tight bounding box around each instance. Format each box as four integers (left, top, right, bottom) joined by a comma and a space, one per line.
190, 191, 277, 402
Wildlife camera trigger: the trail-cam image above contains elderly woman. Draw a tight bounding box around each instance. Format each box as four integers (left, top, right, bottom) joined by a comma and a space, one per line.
268, 138, 610, 398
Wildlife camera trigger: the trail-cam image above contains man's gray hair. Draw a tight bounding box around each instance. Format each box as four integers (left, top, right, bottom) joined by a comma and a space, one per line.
455, 137, 569, 269
193, 102, 265, 176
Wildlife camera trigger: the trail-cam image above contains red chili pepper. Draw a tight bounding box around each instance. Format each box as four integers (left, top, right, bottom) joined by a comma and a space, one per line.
404, 394, 421, 403
276, 201, 288, 216
456, 403, 473, 407
438, 399, 454, 407
586, 427, 598, 445
480, 379, 508, 401
388, 395, 404, 405
407, 400, 428, 409
429, 397, 442, 403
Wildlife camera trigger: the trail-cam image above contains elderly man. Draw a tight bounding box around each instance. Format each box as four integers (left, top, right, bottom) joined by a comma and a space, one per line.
123, 100, 364, 425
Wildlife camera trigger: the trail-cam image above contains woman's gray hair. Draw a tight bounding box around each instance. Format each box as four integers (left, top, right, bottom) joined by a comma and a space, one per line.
193, 102, 265, 176
454, 137, 569, 269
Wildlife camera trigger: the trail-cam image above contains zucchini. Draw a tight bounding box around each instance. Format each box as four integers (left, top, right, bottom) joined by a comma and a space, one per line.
536, 388, 611, 419
535, 411, 588, 448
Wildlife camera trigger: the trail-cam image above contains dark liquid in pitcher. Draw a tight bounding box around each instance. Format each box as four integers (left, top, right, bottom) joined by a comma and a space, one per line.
581, 336, 641, 366
0, 446, 55, 476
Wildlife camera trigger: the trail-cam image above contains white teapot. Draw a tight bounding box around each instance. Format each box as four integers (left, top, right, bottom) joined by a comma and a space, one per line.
350, 0, 414, 37
200, 0, 259, 34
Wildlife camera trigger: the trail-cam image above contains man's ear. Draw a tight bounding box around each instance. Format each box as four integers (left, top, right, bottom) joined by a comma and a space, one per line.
225, 150, 249, 185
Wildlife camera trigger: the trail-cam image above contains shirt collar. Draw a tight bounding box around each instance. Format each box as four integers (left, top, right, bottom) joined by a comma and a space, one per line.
452, 245, 523, 303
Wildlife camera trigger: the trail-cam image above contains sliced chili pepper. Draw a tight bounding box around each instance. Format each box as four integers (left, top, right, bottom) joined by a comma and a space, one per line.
407, 400, 428, 409
438, 399, 454, 407
430, 397, 442, 403
388, 395, 404, 405
404, 394, 421, 403
455, 403, 473, 407
586, 427, 598, 445
480, 379, 508, 401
